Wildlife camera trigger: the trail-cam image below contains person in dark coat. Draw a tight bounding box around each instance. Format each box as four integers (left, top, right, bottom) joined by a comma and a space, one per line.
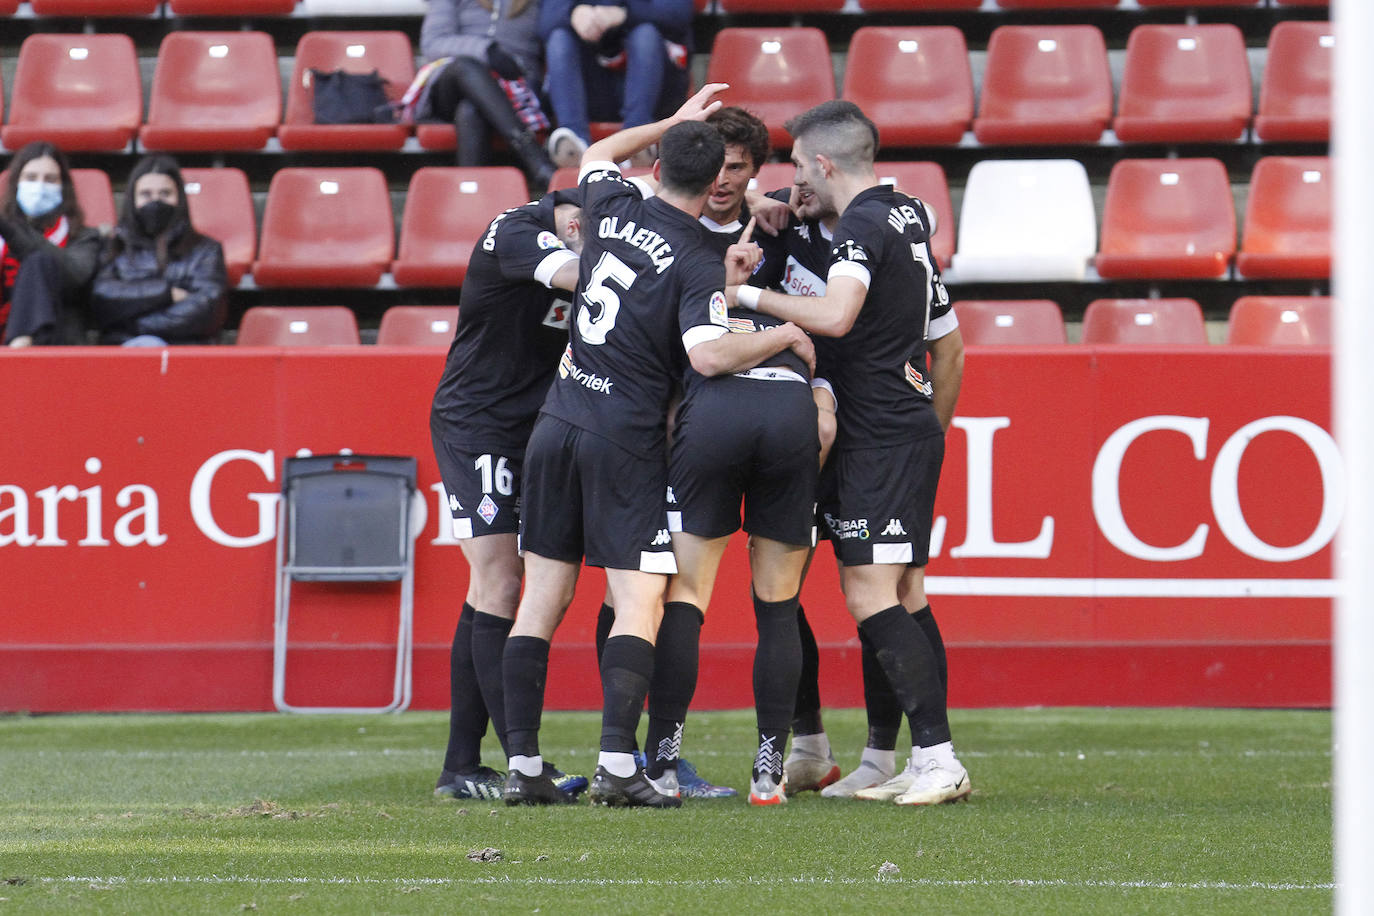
90, 154, 227, 347
0, 141, 102, 347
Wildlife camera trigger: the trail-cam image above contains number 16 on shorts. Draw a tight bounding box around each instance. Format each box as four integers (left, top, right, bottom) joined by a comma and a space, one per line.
432, 438, 525, 539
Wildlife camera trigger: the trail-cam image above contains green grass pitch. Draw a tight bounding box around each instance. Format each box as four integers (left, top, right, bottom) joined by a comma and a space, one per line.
0, 708, 1331, 914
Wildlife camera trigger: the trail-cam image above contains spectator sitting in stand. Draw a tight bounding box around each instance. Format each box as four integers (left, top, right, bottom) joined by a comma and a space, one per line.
411, 0, 557, 191
540, 0, 694, 169
90, 155, 227, 347
1, 141, 102, 348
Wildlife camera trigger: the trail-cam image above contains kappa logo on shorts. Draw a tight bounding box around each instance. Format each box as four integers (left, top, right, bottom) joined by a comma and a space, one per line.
477, 495, 499, 525
881, 519, 908, 537
666, 486, 678, 506
651, 528, 671, 546
448, 493, 463, 512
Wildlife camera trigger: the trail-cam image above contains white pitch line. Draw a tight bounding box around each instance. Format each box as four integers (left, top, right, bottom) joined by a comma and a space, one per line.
37, 875, 1336, 892
0, 747, 1332, 761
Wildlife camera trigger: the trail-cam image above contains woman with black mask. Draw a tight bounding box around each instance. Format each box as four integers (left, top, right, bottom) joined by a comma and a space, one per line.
91, 154, 227, 346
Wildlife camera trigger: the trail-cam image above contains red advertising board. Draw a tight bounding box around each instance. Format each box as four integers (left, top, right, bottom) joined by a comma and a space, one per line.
0, 346, 1334, 711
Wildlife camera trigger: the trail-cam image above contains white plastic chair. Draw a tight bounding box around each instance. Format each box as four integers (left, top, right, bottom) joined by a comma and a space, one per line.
948, 159, 1097, 283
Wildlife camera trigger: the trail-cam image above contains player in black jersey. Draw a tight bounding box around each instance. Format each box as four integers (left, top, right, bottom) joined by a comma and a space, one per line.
499, 84, 812, 808
751, 182, 929, 801
428, 190, 590, 802
728, 100, 970, 807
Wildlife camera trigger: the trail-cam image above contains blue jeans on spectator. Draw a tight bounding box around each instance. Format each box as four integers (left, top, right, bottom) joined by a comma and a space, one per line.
544, 22, 688, 145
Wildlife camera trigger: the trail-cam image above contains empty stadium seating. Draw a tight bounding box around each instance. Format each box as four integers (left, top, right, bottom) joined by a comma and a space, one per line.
974, 25, 1113, 145
547, 165, 652, 192
141, 32, 281, 153
252, 168, 395, 288
1114, 25, 1251, 144
858, 0, 980, 9
392, 167, 530, 288
29, 0, 157, 14
236, 307, 361, 346
950, 159, 1097, 282
996, 0, 1118, 7
1095, 158, 1236, 280
1080, 298, 1209, 345
1255, 21, 1333, 143
375, 306, 460, 347
2, 34, 142, 153
71, 169, 117, 230
182, 167, 257, 287
841, 27, 973, 148
1135, 0, 1258, 6
953, 300, 1067, 345
1236, 156, 1331, 280
278, 32, 414, 152
705, 29, 835, 150
168, 0, 296, 13
1226, 296, 1332, 346
717, 0, 843, 11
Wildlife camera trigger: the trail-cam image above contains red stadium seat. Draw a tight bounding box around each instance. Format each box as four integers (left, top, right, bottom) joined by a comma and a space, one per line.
719, 0, 842, 10
29, 0, 157, 14
1114, 25, 1251, 144
996, 0, 1117, 6
1236, 156, 1331, 280
1136, 0, 1257, 5
873, 162, 955, 269
954, 301, 1066, 345
1255, 21, 1333, 143
392, 167, 531, 288
546, 165, 651, 193
842, 27, 972, 148
253, 168, 394, 288
141, 32, 281, 153
974, 25, 1113, 145
278, 32, 414, 152
1096, 158, 1235, 280
0, 0, 17, 11
181, 167, 257, 288
169, 0, 297, 13
705, 29, 835, 150
859, 0, 980, 9
236, 307, 361, 346
1226, 296, 1332, 347
1080, 299, 1208, 346
71, 169, 117, 230
376, 306, 460, 347
1, 35, 141, 153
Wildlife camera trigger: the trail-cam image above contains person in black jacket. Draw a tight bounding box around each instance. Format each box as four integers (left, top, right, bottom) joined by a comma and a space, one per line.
0, 141, 102, 347
91, 155, 227, 346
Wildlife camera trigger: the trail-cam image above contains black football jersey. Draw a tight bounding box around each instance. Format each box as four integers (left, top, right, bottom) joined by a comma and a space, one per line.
430, 193, 579, 450
687, 207, 810, 389
824, 185, 952, 448
540, 163, 729, 459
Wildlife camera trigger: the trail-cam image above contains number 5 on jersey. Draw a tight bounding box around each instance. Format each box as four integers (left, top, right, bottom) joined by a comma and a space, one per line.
578, 251, 635, 345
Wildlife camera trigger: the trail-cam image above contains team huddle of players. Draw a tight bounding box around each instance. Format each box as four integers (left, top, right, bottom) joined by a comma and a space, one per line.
429, 84, 971, 809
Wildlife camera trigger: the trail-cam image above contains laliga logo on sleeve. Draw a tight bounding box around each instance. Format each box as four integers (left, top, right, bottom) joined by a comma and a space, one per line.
709, 290, 729, 327
537, 230, 564, 250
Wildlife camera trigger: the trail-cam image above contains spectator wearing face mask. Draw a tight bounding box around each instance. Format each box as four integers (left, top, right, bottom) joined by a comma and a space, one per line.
89, 155, 227, 347
0, 141, 103, 348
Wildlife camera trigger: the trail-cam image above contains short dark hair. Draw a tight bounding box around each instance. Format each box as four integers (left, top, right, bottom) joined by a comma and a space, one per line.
706, 106, 770, 171
658, 121, 725, 197
784, 100, 879, 173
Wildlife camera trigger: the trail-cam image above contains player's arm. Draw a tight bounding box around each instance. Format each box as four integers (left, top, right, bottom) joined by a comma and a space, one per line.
728, 275, 867, 338
582, 82, 727, 168
548, 259, 579, 292
685, 321, 815, 378
927, 325, 964, 432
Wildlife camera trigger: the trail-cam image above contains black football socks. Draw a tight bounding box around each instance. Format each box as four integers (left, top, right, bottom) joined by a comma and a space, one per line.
443, 603, 488, 773
753, 593, 801, 781
502, 634, 550, 760
470, 610, 514, 758
791, 604, 824, 736
857, 605, 952, 748
645, 602, 702, 778
601, 634, 655, 755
